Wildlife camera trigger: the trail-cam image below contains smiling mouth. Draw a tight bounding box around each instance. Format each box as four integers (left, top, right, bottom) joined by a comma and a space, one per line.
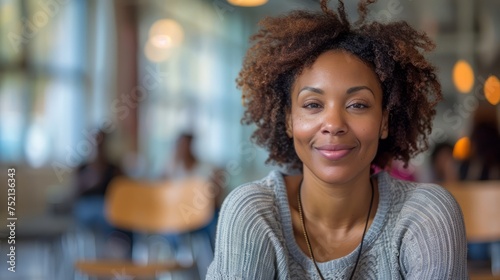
315, 146, 355, 161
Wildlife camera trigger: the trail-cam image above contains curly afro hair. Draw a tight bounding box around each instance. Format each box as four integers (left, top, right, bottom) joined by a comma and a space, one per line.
239, 0, 442, 171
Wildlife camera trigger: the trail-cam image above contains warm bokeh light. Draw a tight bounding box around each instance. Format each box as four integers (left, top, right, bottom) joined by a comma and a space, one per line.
484, 75, 500, 105
144, 40, 172, 63
150, 35, 172, 49
453, 137, 471, 161
149, 19, 184, 49
452, 60, 474, 94
227, 0, 268, 7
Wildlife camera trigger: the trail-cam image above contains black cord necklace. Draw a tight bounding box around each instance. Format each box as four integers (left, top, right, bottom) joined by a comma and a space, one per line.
297, 178, 374, 280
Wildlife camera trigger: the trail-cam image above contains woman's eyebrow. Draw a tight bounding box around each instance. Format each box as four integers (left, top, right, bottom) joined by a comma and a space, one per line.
298, 86, 324, 96
346, 86, 374, 96
298, 85, 374, 97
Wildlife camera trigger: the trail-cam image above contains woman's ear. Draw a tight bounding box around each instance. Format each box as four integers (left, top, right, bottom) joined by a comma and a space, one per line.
380, 110, 389, 139
286, 109, 293, 138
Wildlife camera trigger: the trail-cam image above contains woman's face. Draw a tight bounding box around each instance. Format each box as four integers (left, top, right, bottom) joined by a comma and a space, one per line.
287, 50, 388, 185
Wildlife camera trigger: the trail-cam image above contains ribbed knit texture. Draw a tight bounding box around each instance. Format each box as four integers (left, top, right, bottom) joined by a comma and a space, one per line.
206, 171, 468, 279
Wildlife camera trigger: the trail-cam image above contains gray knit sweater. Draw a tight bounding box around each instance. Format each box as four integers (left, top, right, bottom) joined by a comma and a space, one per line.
206, 170, 468, 279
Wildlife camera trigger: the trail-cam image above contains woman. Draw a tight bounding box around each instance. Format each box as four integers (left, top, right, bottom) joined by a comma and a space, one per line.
207, 0, 468, 279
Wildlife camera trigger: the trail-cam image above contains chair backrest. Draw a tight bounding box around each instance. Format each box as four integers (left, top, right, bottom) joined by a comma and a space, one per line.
105, 176, 214, 234
443, 180, 500, 242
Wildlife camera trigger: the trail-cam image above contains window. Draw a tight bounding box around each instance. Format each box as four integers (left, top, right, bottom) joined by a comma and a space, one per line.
0, 0, 87, 171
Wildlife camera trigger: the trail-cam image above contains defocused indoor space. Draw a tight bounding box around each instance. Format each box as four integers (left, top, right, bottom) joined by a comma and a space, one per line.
0, 0, 499, 279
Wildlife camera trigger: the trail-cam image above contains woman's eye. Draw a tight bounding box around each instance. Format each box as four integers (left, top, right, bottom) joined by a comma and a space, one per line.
348, 103, 369, 109
304, 103, 322, 109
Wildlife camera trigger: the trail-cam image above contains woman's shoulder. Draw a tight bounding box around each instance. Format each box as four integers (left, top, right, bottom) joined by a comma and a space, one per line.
386, 175, 463, 224
396, 178, 458, 207
220, 170, 284, 215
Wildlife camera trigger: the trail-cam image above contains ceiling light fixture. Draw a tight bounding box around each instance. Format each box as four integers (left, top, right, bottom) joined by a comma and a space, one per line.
227, 0, 268, 7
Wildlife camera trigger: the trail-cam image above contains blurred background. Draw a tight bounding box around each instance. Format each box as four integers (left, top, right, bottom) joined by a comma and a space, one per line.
0, 0, 499, 279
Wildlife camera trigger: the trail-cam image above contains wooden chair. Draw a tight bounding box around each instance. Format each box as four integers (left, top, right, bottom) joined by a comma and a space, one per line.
443, 180, 500, 279
75, 176, 215, 279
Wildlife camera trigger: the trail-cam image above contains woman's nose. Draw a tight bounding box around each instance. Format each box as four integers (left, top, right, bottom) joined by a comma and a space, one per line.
321, 106, 348, 136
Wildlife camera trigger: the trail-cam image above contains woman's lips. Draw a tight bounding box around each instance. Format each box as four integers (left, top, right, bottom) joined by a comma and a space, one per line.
315, 145, 355, 161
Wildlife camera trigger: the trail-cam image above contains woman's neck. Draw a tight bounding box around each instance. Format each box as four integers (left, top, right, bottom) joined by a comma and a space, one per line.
298, 168, 377, 231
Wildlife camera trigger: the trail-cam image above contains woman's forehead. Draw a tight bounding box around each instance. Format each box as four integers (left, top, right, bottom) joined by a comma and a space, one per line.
292, 50, 382, 92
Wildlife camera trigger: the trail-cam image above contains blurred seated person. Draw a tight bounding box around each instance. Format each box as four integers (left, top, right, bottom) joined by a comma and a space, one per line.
163, 133, 225, 247
431, 142, 459, 183
458, 106, 500, 263
387, 159, 417, 182
166, 133, 215, 180
73, 129, 131, 258
371, 159, 417, 182
459, 121, 500, 181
